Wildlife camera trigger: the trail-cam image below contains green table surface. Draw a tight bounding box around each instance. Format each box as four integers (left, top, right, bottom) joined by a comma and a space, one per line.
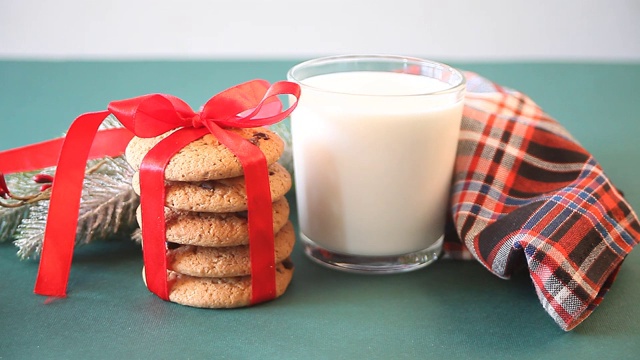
1, 60, 639, 359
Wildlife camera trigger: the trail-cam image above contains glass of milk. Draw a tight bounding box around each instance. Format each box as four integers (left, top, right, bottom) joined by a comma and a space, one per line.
287, 55, 465, 273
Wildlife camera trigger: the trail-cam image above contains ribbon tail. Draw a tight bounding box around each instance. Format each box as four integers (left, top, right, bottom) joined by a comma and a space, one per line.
139, 127, 210, 301
245, 154, 278, 304
0, 128, 133, 175
34, 110, 111, 297
204, 121, 276, 304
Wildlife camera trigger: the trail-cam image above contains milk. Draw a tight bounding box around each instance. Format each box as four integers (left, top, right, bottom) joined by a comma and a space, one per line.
291, 71, 464, 256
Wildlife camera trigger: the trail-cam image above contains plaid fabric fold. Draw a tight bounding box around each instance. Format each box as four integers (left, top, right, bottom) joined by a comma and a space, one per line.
444, 72, 640, 331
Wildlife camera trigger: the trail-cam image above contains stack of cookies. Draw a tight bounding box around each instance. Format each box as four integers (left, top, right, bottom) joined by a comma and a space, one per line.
124, 127, 295, 308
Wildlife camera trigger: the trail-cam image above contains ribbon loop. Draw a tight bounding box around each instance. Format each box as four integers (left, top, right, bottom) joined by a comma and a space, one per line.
108, 94, 195, 138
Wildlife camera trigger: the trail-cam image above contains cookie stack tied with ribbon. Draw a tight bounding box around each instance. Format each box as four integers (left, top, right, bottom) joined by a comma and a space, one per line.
125, 127, 295, 308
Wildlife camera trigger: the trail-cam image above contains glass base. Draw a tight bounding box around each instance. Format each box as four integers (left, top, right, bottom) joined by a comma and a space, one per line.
300, 233, 443, 274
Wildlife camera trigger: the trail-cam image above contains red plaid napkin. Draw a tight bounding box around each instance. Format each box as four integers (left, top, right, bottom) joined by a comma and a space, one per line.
443, 72, 640, 331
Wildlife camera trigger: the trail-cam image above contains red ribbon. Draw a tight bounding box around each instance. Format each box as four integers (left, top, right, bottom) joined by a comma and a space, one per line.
31, 79, 300, 305
0, 128, 134, 174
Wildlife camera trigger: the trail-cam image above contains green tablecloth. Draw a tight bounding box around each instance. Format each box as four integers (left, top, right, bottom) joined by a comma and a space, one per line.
1, 61, 639, 359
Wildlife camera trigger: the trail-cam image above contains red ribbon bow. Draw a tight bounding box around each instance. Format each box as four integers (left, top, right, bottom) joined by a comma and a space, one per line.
32, 79, 300, 304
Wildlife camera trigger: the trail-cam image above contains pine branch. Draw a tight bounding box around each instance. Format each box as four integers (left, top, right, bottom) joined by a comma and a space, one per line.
12, 200, 48, 258
131, 228, 142, 244
75, 157, 139, 246
14, 156, 138, 259
11, 115, 138, 259
1, 115, 126, 245
0, 206, 30, 241
0, 170, 53, 242
100, 115, 123, 131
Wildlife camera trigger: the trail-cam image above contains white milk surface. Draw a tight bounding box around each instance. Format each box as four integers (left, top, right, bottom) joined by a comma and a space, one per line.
291, 71, 463, 256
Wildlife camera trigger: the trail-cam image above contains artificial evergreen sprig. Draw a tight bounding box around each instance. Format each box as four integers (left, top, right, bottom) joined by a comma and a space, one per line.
14, 155, 138, 259
0, 115, 140, 258
0, 169, 55, 241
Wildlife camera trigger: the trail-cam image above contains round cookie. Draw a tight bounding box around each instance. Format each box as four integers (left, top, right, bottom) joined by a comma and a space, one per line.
136, 198, 290, 247
132, 162, 292, 213
125, 127, 284, 182
142, 259, 294, 308
167, 221, 295, 277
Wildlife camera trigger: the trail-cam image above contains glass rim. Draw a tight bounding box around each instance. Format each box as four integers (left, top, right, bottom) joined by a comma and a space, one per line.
287, 54, 466, 97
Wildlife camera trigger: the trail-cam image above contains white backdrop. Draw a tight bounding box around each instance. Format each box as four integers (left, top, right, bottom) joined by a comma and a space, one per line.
1, 0, 639, 61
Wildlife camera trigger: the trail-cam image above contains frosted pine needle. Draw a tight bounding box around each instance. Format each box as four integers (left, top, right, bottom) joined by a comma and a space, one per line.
14, 156, 138, 259
0, 170, 47, 241
9, 115, 140, 259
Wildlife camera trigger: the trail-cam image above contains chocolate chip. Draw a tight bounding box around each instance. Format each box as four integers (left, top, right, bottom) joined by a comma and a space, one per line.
199, 181, 216, 190
248, 132, 270, 146
282, 258, 294, 270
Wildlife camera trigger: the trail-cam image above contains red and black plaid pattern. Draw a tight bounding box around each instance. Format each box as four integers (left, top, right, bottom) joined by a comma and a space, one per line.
444, 72, 640, 330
